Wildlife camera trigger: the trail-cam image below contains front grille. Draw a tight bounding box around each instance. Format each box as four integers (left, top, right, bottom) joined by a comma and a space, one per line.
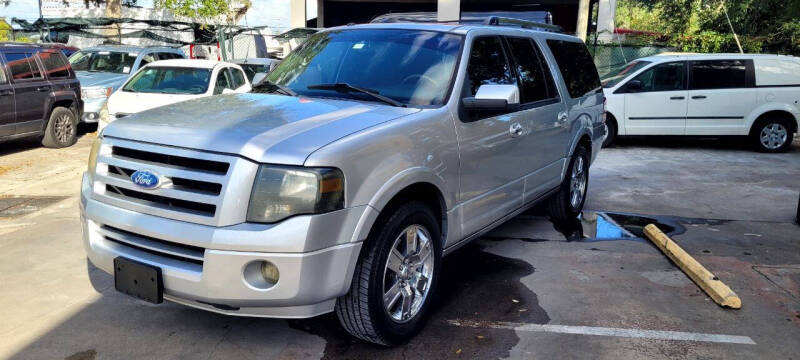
100, 224, 204, 266
112, 146, 229, 175
91, 138, 247, 225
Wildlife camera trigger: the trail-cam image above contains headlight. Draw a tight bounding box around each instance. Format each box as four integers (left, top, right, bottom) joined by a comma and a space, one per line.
82, 86, 112, 99
246, 166, 344, 223
87, 136, 103, 174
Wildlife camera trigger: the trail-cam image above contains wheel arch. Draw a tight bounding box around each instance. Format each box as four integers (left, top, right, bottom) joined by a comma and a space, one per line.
747, 106, 798, 135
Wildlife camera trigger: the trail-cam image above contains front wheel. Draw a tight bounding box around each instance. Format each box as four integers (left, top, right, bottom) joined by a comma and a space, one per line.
751, 119, 794, 153
547, 146, 589, 222
335, 201, 442, 346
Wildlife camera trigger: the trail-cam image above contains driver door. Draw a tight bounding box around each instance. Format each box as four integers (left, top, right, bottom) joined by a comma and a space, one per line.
454, 35, 527, 237
623, 61, 688, 135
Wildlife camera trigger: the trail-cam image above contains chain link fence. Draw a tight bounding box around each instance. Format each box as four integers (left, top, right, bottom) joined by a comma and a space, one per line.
590, 42, 673, 78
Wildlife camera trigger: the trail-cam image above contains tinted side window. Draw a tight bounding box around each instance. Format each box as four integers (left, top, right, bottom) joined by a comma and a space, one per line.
231, 68, 246, 87
466, 36, 514, 95
39, 51, 71, 78
632, 62, 685, 92
214, 69, 231, 94
5, 52, 43, 80
545, 39, 600, 98
505, 37, 556, 103
690, 60, 747, 89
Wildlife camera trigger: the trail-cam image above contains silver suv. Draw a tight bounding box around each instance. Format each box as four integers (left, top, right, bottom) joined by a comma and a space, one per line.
81, 22, 605, 345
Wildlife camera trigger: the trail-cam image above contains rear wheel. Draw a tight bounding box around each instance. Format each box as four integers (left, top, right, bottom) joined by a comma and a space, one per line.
751, 118, 794, 153
335, 201, 441, 346
602, 115, 617, 148
41, 107, 77, 148
547, 146, 589, 222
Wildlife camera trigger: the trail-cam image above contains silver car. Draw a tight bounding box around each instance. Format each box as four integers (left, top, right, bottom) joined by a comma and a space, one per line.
81, 22, 605, 345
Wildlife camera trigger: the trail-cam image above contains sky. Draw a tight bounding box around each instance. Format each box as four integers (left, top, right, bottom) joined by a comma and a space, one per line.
0, 0, 316, 29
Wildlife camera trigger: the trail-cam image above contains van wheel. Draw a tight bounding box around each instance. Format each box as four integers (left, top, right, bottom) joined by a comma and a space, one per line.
602, 116, 617, 148
547, 146, 589, 222
751, 118, 794, 153
42, 107, 78, 148
335, 201, 441, 346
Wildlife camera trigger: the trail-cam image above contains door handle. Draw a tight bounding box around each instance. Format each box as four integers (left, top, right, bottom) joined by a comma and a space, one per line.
670, 96, 685, 100
36, 86, 51, 92
509, 122, 524, 137
691, 95, 707, 99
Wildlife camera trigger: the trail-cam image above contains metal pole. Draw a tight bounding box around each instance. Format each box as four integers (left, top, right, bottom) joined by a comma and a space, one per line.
722, 1, 743, 54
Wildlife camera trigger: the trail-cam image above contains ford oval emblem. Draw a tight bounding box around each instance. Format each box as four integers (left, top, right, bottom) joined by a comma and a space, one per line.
131, 170, 160, 189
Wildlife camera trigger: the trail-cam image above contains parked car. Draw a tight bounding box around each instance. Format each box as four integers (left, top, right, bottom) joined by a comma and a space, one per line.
231, 58, 280, 85
81, 22, 604, 345
0, 42, 82, 148
602, 53, 800, 152
68, 45, 185, 123
102, 60, 251, 130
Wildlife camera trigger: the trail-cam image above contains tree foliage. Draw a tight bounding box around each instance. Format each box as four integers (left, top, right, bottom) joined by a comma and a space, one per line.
153, 0, 250, 24
615, 0, 800, 55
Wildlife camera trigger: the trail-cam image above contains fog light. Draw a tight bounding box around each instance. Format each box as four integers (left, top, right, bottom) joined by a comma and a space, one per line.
260, 261, 280, 285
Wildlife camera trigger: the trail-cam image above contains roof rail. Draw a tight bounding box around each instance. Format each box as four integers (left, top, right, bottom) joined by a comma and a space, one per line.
371, 12, 563, 33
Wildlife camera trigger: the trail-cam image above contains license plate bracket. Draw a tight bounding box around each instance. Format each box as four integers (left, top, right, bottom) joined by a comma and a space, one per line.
114, 257, 163, 304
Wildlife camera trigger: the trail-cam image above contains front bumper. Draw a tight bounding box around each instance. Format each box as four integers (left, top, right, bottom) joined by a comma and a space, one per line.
80, 172, 367, 318
81, 97, 108, 123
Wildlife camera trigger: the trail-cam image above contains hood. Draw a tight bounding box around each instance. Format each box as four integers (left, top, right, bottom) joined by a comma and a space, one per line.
76, 71, 130, 89
103, 93, 420, 165
107, 90, 198, 115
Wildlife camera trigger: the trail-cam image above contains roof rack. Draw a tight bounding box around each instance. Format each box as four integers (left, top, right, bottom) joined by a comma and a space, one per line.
371, 12, 563, 33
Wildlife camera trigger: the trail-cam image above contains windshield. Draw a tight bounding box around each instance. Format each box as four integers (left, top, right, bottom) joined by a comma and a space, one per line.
264, 29, 463, 106
122, 67, 211, 94
69, 50, 138, 74
601, 60, 652, 88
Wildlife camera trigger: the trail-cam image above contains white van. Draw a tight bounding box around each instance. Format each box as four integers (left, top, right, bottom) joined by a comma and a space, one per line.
602, 54, 800, 152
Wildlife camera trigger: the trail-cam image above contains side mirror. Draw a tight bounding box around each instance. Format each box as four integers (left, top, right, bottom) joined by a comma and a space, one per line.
462, 84, 520, 118
625, 80, 643, 92
222, 88, 236, 95
251, 73, 267, 86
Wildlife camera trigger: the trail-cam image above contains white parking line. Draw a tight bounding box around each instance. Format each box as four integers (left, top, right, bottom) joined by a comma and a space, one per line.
447, 319, 756, 345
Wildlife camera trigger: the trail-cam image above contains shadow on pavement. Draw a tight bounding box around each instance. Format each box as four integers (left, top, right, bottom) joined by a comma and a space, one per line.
0, 123, 97, 157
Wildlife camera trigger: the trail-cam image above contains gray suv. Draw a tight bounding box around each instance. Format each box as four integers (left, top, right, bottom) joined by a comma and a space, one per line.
81, 22, 605, 345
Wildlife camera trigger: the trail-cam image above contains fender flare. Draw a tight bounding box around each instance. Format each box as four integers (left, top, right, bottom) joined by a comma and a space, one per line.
745, 103, 800, 134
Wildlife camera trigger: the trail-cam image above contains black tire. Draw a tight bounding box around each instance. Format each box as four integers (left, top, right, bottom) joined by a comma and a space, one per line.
335, 201, 442, 346
41, 107, 78, 148
750, 117, 794, 153
602, 115, 617, 148
547, 146, 589, 222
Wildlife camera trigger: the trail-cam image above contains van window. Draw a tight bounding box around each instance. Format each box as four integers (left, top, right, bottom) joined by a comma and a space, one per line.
754, 59, 800, 86
39, 51, 71, 78
5, 52, 43, 80
545, 40, 600, 98
690, 60, 747, 89
466, 36, 514, 95
631, 62, 685, 92
505, 37, 557, 103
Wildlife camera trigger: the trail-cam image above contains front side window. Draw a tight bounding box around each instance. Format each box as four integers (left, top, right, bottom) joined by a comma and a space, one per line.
505, 37, 556, 103
266, 29, 463, 106
546, 39, 601, 98
690, 60, 747, 89
602, 60, 651, 88
68, 50, 137, 74
39, 51, 71, 78
5, 52, 42, 80
466, 36, 514, 95
230, 68, 246, 88
214, 69, 232, 94
122, 67, 211, 95
631, 62, 685, 92
239, 64, 268, 81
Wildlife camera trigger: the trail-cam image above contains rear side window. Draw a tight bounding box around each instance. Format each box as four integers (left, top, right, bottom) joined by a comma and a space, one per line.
466, 36, 514, 95
545, 39, 600, 98
690, 60, 747, 89
505, 37, 557, 103
5, 52, 43, 80
39, 51, 71, 78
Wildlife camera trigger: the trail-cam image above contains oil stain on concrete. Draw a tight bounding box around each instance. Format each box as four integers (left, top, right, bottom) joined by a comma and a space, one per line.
289, 243, 549, 359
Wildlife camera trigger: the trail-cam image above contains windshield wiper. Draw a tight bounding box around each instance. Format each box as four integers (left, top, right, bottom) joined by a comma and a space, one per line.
253, 80, 297, 97
307, 83, 405, 107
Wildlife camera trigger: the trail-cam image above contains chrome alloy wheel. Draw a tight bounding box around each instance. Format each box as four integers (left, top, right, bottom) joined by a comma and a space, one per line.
382, 224, 434, 323
760, 123, 788, 150
569, 156, 587, 209
54, 113, 75, 144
